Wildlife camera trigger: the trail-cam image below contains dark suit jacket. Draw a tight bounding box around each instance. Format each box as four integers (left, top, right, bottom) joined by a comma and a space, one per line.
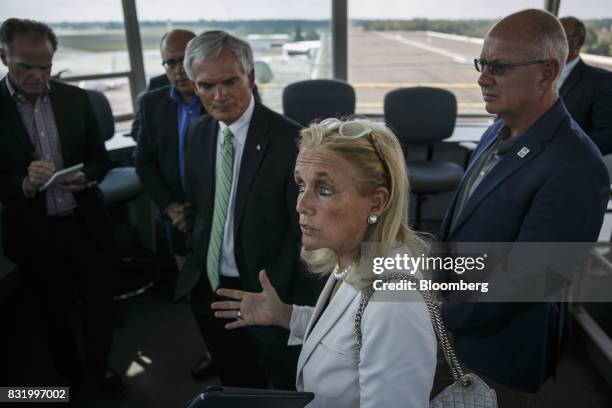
148, 74, 170, 91
560, 58, 612, 155
134, 85, 205, 212
134, 86, 206, 254
439, 100, 609, 392
129, 75, 170, 141
0, 77, 112, 264
177, 100, 320, 344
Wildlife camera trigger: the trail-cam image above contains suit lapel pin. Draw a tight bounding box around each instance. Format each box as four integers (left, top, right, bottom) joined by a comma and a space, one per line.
517, 147, 530, 158
256, 144, 261, 151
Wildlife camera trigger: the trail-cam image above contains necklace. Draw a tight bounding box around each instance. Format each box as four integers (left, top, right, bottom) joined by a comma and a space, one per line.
332, 263, 352, 281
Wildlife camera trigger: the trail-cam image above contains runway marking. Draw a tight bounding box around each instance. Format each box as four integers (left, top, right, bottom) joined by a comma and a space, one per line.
376, 32, 471, 64
357, 102, 484, 109
259, 82, 479, 89
424, 31, 484, 45
352, 82, 479, 89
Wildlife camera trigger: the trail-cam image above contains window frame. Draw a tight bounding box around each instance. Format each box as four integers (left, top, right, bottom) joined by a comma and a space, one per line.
81, 0, 554, 121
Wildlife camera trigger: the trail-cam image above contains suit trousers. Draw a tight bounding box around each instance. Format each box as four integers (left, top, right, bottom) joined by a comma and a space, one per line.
190, 275, 268, 388
21, 212, 113, 381
190, 275, 300, 389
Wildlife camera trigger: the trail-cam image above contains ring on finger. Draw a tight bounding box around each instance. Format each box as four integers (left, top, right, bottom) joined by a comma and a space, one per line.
236, 310, 244, 320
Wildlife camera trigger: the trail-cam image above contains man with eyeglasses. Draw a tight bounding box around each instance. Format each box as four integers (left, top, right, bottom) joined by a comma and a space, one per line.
559, 16, 612, 155
177, 30, 320, 389
133, 29, 216, 380
0, 18, 126, 396
438, 9, 608, 406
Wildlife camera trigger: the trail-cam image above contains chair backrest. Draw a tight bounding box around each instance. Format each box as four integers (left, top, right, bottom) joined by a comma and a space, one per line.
384, 87, 457, 146
86, 89, 115, 142
282, 79, 356, 127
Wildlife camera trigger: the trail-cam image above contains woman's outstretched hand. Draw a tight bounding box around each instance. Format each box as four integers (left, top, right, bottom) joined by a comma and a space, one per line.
211, 270, 293, 330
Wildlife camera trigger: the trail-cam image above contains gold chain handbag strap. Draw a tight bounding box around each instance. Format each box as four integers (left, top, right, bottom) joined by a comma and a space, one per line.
354, 272, 471, 387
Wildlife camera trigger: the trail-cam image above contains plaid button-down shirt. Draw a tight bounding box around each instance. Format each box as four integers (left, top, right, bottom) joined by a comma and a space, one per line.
6, 77, 77, 216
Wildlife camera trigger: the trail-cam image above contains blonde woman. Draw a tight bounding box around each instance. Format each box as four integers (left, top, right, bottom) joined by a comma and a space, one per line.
212, 119, 436, 407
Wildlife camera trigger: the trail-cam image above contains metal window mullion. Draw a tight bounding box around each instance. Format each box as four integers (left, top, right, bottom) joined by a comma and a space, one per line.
544, 0, 560, 16
332, 0, 348, 80
122, 0, 146, 110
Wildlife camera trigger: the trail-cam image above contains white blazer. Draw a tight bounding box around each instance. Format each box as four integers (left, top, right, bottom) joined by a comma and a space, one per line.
289, 273, 437, 408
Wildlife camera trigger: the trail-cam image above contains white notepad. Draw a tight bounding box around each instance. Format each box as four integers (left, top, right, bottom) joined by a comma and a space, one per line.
38, 163, 84, 192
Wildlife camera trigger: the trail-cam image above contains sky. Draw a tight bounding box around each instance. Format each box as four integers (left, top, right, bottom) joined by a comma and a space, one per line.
1, 0, 611, 22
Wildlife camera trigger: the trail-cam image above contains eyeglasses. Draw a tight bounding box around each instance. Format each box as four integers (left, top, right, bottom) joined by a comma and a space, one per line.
162, 57, 185, 70
320, 118, 387, 167
474, 58, 547, 76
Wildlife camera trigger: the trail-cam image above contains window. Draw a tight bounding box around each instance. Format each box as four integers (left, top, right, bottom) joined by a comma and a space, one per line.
558, 0, 612, 71
136, 0, 332, 112
0, 1, 132, 116
348, 0, 546, 116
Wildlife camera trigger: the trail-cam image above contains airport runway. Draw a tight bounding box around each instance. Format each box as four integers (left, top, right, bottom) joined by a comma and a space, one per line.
348, 29, 484, 114
5, 29, 610, 118
259, 29, 487, 115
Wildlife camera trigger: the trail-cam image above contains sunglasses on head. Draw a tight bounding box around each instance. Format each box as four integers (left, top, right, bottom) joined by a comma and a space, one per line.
319, 118, 387, 168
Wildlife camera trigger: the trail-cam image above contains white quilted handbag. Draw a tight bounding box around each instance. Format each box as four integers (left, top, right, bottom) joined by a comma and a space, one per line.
355, 272, 498, 408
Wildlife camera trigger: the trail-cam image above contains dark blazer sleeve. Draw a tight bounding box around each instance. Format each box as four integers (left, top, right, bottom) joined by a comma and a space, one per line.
182, 116, 208, 251
516, 160, 608, 242
587, 75, 612, 155
134, 93, 177, 212
129, 90, 146, 142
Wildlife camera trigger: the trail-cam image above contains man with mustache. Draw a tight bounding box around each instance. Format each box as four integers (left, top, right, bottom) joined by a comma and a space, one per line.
438, 9, 608, 406
176, 30, 320, 388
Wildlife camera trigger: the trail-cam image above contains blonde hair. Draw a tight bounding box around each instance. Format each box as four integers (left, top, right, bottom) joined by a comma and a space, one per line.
298, 119, 428, 288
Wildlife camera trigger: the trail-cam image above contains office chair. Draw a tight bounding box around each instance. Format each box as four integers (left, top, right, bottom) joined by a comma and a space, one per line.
384, 87, 464, 230
86, 89, 158, 299
282, 79, 356, 126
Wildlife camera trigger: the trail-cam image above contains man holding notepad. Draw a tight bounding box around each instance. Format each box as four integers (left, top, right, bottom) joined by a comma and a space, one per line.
0, 18, 126, 396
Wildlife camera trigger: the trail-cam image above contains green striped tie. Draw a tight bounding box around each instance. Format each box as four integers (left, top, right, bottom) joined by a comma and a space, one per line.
206, 127, 235, 291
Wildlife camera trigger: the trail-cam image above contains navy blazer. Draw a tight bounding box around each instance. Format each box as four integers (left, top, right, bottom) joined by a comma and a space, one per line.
560, 58, 612, 155
439, 100, 609, 392
133, 85, 205, 212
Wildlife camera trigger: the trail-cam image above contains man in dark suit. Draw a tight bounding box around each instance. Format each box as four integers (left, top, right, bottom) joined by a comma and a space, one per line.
135, 29, 201, 251
177, 30, 320, 389
559, 16, 612, 155
0, 18, 125, 395
133, 29, 215, 380
437, 10, 608, 407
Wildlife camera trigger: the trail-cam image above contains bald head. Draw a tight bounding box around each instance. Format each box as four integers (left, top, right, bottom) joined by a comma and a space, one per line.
160, 29, 196, 100
160, 29, 196, 56
486, 9, 568, 93
477, 9, 568, 132
560, 16, 586, 62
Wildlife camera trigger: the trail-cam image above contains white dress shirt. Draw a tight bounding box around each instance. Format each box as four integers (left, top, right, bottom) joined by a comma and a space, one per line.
216, 93, 255, 278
